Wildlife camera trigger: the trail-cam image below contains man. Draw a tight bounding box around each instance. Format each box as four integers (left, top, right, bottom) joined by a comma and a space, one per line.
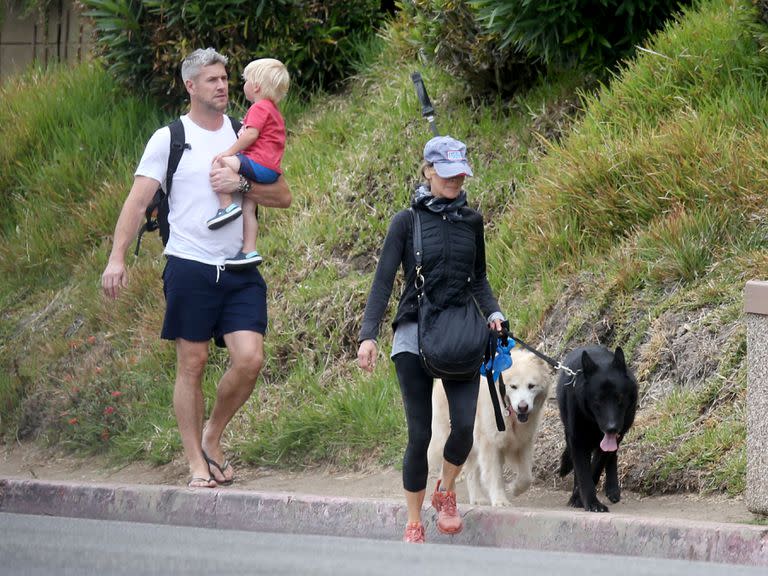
102, 48, 292, 488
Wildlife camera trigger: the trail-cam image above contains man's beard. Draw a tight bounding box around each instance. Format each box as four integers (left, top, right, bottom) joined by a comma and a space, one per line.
203, 94, 228, 113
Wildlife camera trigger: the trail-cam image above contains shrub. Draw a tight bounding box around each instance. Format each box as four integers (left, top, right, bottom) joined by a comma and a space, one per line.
82, 0, 385, 109
471, 0, 693, 69
391, 0, 540, 96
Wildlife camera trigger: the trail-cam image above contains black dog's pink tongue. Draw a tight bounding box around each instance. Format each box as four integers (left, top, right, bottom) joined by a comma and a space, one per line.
600, 433, 618, 452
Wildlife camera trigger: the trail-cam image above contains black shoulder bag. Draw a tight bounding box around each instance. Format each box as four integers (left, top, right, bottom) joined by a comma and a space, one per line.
411, 208, 489, 380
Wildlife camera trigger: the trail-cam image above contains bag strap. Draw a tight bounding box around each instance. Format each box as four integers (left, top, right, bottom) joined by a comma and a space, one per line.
410, 208, 423, 267
410, 208, 424, 292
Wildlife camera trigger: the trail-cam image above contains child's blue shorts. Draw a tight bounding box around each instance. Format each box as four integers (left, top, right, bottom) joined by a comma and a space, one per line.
161, 255, 268, 347
236, 153, 280, 184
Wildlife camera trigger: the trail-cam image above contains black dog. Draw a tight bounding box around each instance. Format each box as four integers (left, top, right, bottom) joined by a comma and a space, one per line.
556, 345, 638, 512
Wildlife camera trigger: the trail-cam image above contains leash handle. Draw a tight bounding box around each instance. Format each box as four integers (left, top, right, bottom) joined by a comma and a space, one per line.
498, 319, 510, 347
485, 331, 506, 432
411, 71, 440, 136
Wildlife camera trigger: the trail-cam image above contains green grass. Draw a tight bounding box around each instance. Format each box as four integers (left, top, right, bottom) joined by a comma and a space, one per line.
0, 64, 166, 294
0, 0, 764, 495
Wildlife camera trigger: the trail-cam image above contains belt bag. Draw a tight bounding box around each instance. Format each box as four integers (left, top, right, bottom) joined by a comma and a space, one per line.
411, 208, 487, 380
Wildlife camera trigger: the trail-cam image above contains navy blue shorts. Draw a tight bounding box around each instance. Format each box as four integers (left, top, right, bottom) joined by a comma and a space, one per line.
235, 153, 279, 184
161, 256, 268, 347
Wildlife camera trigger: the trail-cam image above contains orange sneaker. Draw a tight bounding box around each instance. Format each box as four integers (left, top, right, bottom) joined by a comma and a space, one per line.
403, 522, 425, 543
431, 479, 462, 534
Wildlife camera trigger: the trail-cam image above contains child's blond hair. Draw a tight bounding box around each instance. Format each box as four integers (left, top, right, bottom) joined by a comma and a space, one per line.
243, 58, 290, 103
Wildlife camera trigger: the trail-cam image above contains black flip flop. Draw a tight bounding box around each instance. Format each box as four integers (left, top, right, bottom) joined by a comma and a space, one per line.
202, 450, 234, 486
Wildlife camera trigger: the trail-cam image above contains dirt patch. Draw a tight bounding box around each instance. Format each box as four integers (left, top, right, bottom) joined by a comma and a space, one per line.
0, 442, 756, 525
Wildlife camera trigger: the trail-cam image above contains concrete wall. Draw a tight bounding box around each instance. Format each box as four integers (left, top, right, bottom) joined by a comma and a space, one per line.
744, 280, 768, 515
0, 0, 91, 80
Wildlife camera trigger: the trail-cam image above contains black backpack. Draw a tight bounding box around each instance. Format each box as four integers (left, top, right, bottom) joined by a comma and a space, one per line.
134, 115, 242, 256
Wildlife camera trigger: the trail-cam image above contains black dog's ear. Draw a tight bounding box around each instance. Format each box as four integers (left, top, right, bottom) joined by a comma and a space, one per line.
582, 350, 598, 375
613, 346, 627, 372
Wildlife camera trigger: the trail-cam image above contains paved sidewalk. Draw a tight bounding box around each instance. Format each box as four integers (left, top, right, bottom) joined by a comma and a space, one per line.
1, 477, 766, 566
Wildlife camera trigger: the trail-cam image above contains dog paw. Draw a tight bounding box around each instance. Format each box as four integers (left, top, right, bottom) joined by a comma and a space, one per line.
490, 497, 511, 507
567, 494, 583, 508
586, 500, 609, 513
511, 479, 532, 496
606, 489, 621, 503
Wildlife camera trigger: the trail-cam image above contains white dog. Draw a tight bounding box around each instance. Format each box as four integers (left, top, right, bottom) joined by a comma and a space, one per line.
428, 348, 553, 506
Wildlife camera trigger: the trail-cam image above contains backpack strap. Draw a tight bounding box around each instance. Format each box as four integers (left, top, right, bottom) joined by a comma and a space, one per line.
166, 115, 239, 196
133, 119, 185, 255
165, 118, 186, 197
228, 115, 242, 134
156, 118, 186, 246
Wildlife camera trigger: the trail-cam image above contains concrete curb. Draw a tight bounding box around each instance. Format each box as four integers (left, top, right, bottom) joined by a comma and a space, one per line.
1, 478, 766, 566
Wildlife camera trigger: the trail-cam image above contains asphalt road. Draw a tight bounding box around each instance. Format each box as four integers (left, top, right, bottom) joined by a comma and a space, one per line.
1, 512, 764, 576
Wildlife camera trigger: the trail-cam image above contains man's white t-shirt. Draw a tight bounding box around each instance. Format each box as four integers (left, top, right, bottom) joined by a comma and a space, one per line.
135, 114, 243, 265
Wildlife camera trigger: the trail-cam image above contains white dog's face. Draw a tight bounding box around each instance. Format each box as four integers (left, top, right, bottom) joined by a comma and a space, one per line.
501, 351, 552, 423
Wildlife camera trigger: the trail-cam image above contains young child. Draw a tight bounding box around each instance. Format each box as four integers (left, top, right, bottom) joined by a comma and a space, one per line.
209, 58, 289, 268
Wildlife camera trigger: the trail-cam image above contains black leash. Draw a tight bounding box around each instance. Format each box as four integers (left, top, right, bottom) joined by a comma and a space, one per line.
508, 332, 581, 385
485, 329, 507, 432
484, 321, 521, 432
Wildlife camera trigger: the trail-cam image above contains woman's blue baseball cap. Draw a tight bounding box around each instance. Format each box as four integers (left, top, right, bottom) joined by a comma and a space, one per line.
423, 135, 473, 178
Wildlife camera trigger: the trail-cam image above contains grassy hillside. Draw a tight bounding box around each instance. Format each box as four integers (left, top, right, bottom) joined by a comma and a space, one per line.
1, 0, 765, 494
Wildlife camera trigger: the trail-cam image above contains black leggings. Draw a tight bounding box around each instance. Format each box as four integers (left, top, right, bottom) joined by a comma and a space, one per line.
393, 352, 480, 493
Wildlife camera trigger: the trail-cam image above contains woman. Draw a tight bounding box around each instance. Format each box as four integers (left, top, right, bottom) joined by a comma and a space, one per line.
357, 135, 505, 543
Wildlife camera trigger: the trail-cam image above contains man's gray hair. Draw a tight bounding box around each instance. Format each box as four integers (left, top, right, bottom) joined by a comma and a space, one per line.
181, 48, 228, 82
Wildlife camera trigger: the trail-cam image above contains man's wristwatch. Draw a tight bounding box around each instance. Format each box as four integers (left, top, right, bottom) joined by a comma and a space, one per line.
237, 175, 251, 195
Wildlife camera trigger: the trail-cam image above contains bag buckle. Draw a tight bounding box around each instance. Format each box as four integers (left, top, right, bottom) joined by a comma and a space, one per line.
414, 265, 424, 290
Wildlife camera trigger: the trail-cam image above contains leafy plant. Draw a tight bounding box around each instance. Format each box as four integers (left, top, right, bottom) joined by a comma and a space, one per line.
81, 0, 386, 108
471, 0, 693, 68
78, 1, 151, 97
390, 0, 540, 95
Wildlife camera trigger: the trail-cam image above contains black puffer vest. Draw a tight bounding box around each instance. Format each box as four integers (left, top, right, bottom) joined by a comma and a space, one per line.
388, 204, 484, 330
358, 198, 500, 343
416, 207, 478, 309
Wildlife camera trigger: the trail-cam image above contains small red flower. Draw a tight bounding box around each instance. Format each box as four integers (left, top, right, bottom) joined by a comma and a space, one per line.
111, 391, 122, 398
68, 417, 78, 425
87, 336, 97, 345
103, 406, 115, 416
